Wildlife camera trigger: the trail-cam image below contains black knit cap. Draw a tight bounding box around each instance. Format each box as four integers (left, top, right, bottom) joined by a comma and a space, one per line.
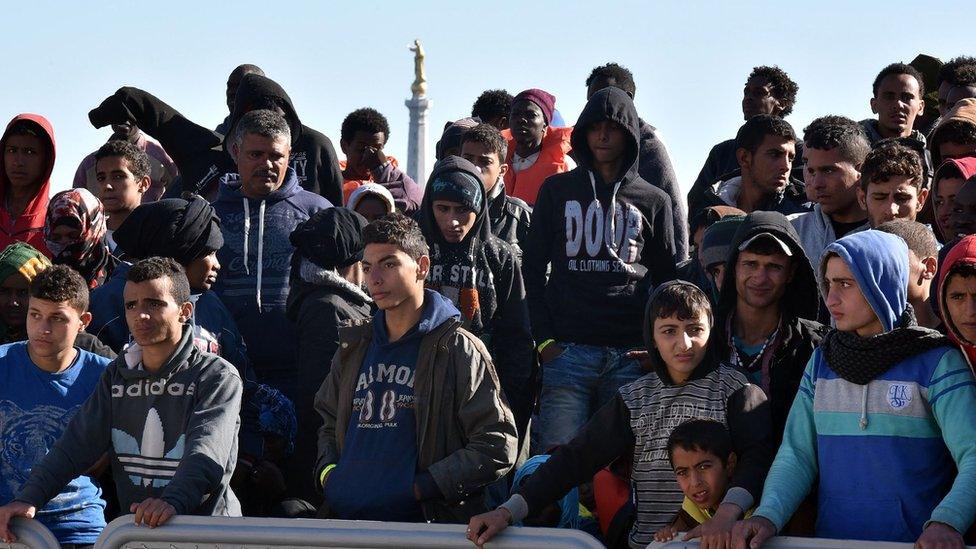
429, 168, 483, 212
114, 195, 223, 264
289, 207, 368, 269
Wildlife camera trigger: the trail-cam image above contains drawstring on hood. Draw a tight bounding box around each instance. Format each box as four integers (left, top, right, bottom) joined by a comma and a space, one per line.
240, 194, 267, 308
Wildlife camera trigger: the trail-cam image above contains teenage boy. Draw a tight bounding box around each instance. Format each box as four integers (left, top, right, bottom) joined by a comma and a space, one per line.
933, 157, 976, 243
460, 123, 532, 253
948, 178, 976, 239
930, 98, 976, 167
789, 116, 870, 269
0, 266, 111, 546
858, 141, 929, 227
339, 108, 422, 213
467, 281, 772, 549
860, 63, 928, 144
502, 88, 575, 206
700, 115, 809, 216
654, 420, 753, 542
0, 114, 56, 256
314, 213, 517, 523
938, 234, 976, 369
93, 140, 152, 251
733, 230, 976, 546
417, 155, 534, 442
524, 87, 677, 454
471, 89, 512, 131
73, 123, 177, 203
0, 257, 243, 543
713, 211, 827, 438
690, 66, 800, 219
877, 219, 941, 329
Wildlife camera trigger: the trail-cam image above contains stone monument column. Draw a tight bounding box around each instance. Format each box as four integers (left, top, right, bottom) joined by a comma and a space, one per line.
405, 39, 431, 184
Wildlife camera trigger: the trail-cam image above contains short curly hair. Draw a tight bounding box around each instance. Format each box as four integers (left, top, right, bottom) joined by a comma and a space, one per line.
735, 115, 796, 155
586, 63, 636, 97
872, 62, 925, 97
471, 90, 513, 123
460, 123, 507, 162
859, 141, 923, 191
127, 256, 191, 305
939, 56, 976, 86
748, 66, 799, 117
930, 119, 976, 165
29, 264, 88, 313
802, 115, 871, 165
363, 212, 428, 261
95, 140, 151, 180
340, 108, 390, 144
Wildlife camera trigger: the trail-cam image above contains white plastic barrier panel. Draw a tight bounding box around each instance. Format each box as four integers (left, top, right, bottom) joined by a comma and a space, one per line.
94, 514, 605, 548
647, 535, 972, 548
7, 517, 60, 549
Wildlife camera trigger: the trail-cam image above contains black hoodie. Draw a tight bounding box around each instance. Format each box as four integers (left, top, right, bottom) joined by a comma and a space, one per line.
89, 82, 342, 203
637, 119, 689, 261
713, 211, 828, 438
523, 87, 676, 348
418, 156, 535, 435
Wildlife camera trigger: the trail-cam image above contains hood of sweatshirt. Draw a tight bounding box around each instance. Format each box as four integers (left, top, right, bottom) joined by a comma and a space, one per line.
418, 156, 491, 248
717, 211, 820, 323
931, 98, 976, 166
222, 73, 303, 154
0, 114, 56, 238
937, 234, 976, 366
570, 87, 640, 185
641, 280, 719, 384
820, 230, 909, 333
372, 289, 461, 346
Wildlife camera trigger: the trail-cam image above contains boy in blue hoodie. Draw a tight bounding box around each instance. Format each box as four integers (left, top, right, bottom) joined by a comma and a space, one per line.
313, 212, 516, 524
733, 230, 976, 547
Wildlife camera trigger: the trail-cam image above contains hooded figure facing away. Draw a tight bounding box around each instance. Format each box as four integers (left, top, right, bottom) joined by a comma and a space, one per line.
0, 114, 56, 256
524, 86, 677, 452
418, 156, 535, 440
740, 230, 976, 545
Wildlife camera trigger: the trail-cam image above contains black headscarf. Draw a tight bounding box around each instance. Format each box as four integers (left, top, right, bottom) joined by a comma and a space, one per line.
290, 208, 367, 270
114, 195, 223, 263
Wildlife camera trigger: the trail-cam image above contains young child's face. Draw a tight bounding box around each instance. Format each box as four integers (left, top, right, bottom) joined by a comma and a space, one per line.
652, 310, 710, 383
671, 446, 734, 512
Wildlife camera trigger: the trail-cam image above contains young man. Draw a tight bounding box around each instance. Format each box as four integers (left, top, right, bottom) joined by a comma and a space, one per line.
339, 108, 422, 213
313, 213, 517, 523
213, 109, 331, 402
712, 211, 827, 438
933, 157, 976, 242
701, 115, 809, 216
468, 282, 772, 548
586, 62, 688, 260
930, 98, 976, 167
471, 89, 512, 131
877, 219, 941, 329
435, 117, 480, 160
948, 178, 976, 239
937, 234, 976, 369
938, 57, 976, 117
678, 206, 745, 295
0, 266, 111, 547
93, 140, 152, 250
860, 63, 927, 144
286, 207, 373, 505
0, 114, 56, 256
524, 86, 677, 453
502, 88, 575, 206
460, 123, 532, 252
73, 122, 177, 203
0, 257, 244, 542
733, 230, 976, 546
858, 140, 929, 227
689, 66, 800, 219
418, 155, 534, 442
789, 115, 870, 269
0, 242, 51, 343
698, 215, 746, 299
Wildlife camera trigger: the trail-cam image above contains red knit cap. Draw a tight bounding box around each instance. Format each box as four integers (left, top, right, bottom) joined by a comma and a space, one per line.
514, 88, 556, 125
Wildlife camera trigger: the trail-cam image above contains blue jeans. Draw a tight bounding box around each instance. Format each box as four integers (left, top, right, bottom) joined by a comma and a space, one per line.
532, 343, 642, 455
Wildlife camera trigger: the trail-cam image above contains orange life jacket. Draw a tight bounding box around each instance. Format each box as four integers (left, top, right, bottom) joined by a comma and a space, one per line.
340, 156, 401, 205
502, 126, 573, 206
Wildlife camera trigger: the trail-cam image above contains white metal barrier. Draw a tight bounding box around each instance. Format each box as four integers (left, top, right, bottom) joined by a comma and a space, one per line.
648, 535, 972, 548
94, 515, 605, 548
7, 517, 60, 549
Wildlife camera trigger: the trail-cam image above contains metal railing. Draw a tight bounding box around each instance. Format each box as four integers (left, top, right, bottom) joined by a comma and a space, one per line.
8, 517, 60, 549
647, 535, 935, 548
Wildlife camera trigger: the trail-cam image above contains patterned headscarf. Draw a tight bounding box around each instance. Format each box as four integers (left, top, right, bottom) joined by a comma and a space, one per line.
44, 189, 109, 288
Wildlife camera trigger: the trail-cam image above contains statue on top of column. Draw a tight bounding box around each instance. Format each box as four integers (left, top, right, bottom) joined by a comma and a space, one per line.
409, 39, 427, 98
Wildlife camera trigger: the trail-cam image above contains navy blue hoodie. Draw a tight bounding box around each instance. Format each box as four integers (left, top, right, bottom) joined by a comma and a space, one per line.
323, 290, 460, 521
212, 167, 331, 379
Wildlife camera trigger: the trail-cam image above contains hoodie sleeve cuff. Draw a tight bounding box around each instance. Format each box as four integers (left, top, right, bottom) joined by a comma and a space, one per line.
721, 487, 754, 515
499, 494, 529, 524
414, 471, 443, 501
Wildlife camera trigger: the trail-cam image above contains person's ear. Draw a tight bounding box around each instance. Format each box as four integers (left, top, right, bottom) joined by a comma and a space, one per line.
179, 300, 194, 323
726, 451, 738, 475
918, 188, 929, 208
417, 255, 430, 281
339, 139, 349, 156
870, 96, 879, 115
736, 147, 751, 172
230, 142, 240, 163
137, 175, 151, 194
857, 187, 867, 210
917, 97, 925, 117
498, 162, 509, 179
921, 256, 938, 281
79, 311, 92, 330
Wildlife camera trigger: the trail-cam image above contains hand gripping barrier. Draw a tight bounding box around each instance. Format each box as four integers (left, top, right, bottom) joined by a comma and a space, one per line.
94, 515, 605, 548
647, 535, 955, 548
6, 517, 60, 549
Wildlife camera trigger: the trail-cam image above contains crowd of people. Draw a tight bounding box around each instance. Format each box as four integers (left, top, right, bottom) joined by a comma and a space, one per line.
0, 55, 975, 549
